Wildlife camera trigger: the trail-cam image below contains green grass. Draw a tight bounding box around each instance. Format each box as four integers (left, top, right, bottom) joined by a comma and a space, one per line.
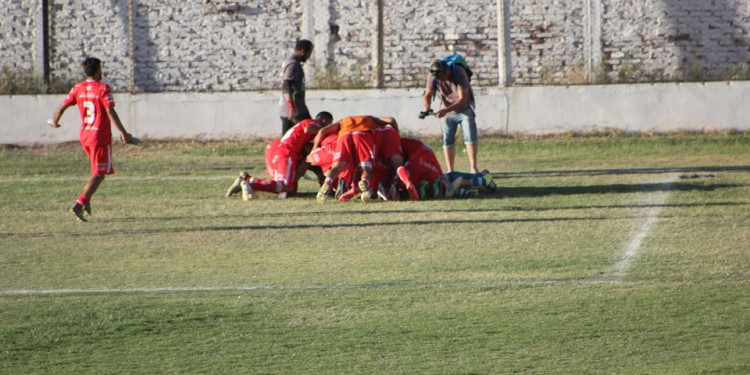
1, 134, 749, 374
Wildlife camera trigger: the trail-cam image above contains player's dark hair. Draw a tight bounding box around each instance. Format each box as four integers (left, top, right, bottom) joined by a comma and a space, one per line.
82, 57, 101, 77
295, 39, 314, 53
315, 111, 333, 123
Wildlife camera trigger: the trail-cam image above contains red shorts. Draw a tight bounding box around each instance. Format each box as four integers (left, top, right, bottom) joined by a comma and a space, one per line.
270, 150, 296, 188
333, 132, 374, 169
372, 127, 402, 162
264, 140, 281, 179
309, 145, 335, 172
82, 144, 114, 175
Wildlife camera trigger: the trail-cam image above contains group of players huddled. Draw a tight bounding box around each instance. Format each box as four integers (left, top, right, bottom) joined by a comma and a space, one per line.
225, 113, 497, 203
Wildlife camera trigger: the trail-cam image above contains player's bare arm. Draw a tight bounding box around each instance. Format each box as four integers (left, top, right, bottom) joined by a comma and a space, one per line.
106, 106, 135, 144
375, 116, 399, 132
50, 102, 74, 128
312, 122, 340, 149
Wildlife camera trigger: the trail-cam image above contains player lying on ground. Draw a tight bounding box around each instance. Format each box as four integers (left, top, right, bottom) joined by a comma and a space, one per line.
392, 138, 498, 200
226, 111, 333, 200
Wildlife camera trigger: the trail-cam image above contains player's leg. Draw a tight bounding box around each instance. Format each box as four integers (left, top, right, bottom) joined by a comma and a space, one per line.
264, 139, 281, 179
318, 136, 352, 203
71, 174, 104, 221
71, 145, 113, 221
459, 109, 479, 173
440, 116, 458, 173
273, 153, 296, 198
352, 132, 376, 202
445, 171, 492, 189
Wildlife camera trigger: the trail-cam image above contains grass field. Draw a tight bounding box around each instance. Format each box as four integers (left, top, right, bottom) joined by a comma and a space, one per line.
1, 134, 749, 374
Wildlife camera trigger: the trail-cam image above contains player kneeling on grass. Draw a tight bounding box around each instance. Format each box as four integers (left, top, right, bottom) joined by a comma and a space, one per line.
226, 111, 333, 200
314, 115, 418, 203
50, 57, 138, 222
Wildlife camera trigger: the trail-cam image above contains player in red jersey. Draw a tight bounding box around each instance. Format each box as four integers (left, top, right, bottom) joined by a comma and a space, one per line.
50, 57, 137, 222
399, 137, 446, 199
314, 115, 417, 202
372, 126, 420, 200
226, 111, 333, 199
308, 130, 338, 173
313, 115, 384, 203
307, 130, 356, 199
400, 138, 497, 199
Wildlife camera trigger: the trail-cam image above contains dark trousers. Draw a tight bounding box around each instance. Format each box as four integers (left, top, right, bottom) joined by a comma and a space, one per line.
280, 117, 296, 136
280, 112, 312, 136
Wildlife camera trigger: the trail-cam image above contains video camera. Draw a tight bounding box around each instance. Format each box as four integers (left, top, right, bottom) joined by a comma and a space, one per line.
418, 109, 435, 119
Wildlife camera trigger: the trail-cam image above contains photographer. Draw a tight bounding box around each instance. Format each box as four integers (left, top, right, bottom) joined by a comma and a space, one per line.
421, 58, 479, 173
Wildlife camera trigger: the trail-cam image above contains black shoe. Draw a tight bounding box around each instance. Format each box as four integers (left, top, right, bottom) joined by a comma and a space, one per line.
69, 205, 88, 222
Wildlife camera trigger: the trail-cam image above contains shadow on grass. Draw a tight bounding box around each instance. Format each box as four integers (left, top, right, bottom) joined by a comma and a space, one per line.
494, 165, 750, 178
100, 199, 747, 223
114, 215, 624, 236
5, 215, 634, 238
499, 182, 738, 198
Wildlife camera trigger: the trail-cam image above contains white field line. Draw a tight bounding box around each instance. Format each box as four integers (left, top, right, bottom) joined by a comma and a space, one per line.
0, 279, 635, 297
0, 176, 232, 183
609, 175, 676, 280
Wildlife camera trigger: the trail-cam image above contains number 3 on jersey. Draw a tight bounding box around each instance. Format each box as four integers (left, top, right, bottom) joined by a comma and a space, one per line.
83, 100, 96, 127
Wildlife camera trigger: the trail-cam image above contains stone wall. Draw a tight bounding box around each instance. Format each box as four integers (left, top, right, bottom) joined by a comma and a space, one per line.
381, 0, 499, 88
601, 0, 750, 82
2, 0, 750, 92
1, 0, 43, 73
509, 0, 587, 85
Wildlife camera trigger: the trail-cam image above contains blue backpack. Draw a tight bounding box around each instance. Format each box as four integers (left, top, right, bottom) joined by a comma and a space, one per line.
439, 54, 473, 83
431, 54, 473, 102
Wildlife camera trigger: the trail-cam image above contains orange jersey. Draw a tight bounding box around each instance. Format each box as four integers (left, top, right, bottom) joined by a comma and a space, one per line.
338, 116, 379, 137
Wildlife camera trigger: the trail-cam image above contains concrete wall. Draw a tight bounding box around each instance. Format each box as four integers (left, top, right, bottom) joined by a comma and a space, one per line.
3, 1, 750, 92
4, 83, 748, 145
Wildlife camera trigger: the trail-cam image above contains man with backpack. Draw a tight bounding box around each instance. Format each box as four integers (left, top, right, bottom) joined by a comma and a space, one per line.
422, 54, 479, 173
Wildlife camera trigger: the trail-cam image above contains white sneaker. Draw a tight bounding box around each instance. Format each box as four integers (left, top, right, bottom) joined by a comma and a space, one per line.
241, 180, 254, 201
226, 172, 248, 198
377, 183, 388, 201
358, 180, 372, 203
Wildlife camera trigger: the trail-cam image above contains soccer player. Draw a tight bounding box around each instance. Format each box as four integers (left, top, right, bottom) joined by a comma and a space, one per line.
443, 170, 498, 197
373, 126, 419, 200
314, 115, 415, 203
400, 138, 496, 200
226, 111, 333, 199
400, 137, 445, 199
49, 57, 137, 222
